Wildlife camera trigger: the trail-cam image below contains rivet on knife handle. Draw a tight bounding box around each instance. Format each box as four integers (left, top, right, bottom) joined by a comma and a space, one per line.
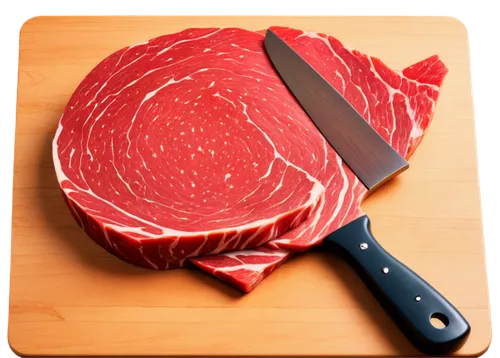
322, 215, 471, 355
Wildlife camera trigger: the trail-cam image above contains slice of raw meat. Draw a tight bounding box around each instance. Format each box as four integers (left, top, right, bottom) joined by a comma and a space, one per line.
53, 25, 448, 290
53, 27, 339, 269
190, 26, 448, 292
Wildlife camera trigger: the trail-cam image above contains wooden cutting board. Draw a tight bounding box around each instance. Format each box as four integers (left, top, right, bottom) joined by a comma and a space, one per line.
9, 16, 491, 357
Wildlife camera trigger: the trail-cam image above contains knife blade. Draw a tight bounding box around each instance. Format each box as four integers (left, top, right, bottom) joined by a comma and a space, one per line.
264, 29, 408, 191
263, 28, 470, 356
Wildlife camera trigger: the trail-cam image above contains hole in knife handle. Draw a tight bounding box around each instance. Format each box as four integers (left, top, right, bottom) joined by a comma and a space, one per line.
430, 313, 449, 329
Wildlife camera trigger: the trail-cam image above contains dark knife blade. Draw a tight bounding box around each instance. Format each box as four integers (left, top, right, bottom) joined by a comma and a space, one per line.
264, 29, 409, 191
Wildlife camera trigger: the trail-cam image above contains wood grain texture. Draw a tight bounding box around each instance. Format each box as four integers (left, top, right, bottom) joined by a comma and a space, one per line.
9, 16, 490, 357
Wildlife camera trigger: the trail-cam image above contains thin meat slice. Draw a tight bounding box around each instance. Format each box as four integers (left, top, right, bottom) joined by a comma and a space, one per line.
190, 27, 448, 292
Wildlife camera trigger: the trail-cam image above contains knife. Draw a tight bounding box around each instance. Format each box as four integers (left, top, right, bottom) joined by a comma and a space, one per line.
264, 29, 470, 355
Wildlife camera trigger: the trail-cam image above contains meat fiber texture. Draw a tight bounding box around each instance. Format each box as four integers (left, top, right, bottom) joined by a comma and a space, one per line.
53, 26, 448, 292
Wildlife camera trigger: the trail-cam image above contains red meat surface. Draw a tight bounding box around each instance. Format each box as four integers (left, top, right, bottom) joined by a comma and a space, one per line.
53, 26, 447, 292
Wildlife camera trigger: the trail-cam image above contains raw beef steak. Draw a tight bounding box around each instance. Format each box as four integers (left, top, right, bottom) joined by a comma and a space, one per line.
53, 26, 447, 292
191, 27, 448, 292
53, 27, 336, 269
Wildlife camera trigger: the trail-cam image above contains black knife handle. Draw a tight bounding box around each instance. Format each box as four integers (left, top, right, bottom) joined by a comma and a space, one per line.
322, 215, 470, 355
